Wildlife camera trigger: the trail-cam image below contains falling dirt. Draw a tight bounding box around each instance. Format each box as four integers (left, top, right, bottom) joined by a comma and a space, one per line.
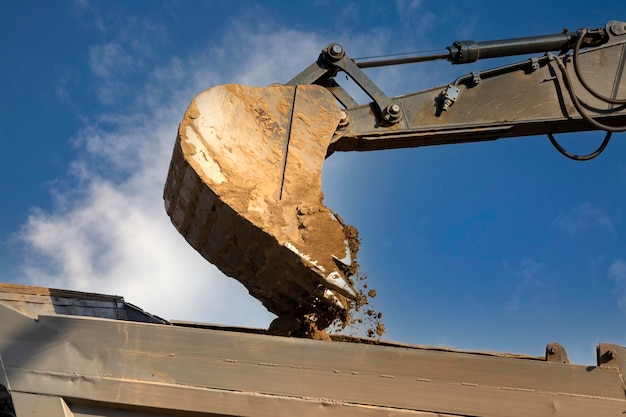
326, 252, 385, 340
314, 218, 385, 340
164, 83, 384, 340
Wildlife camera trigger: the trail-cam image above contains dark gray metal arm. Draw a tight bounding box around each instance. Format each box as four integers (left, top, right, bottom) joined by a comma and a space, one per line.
287, 21, 626, 158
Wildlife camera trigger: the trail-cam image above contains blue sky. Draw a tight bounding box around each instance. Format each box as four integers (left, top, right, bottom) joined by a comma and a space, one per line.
2, 1, 626, 365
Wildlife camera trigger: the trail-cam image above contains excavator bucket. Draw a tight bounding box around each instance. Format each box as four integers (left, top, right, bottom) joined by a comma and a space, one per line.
164, 84, 357, 331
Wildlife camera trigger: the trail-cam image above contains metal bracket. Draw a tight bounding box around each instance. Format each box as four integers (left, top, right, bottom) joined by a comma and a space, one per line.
471, 71, 482, 84
530, 57, 540, 71
317, 43, 399, 124
609, 21, 626, 36
597, 343, 626, 394
440, 84, 460, 112
597, 343, 626, 369
545, 342, 569, 364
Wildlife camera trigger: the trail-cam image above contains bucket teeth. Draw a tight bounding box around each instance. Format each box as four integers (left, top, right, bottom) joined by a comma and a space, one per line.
284, 242, 356, 300
324, 272, 357, 300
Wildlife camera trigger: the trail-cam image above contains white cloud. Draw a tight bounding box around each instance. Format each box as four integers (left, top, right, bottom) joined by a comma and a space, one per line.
21, 174, 270, 325
518, 258, 545, 287
395, 0, 435, 33
77, 4, 167, 106
505, 258, 545, 313
17, 16, 333, 328
555, 202, 616, 237
54, 66, 79, 102
609, 259, 626, 312
18, 5, 428, 330
19, 91, 275, 325
89, 42, 134, 79
397, 0, 422, 11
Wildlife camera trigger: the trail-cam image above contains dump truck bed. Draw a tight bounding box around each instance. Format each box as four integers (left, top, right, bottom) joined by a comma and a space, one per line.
0, 283, 625, 417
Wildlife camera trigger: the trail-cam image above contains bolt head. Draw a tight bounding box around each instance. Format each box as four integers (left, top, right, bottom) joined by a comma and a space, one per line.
326, 43, 345, 60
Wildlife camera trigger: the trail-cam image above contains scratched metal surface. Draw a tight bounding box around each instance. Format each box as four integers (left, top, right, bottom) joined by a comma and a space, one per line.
0, 286, 625, 416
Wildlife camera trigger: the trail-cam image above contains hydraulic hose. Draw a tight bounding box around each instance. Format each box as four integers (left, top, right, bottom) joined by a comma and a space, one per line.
553, 52, 626, 133
573, 28, 626, 105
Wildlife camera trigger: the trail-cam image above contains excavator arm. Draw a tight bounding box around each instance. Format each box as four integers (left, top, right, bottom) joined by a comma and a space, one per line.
295, 21, 626, 154
164, 21, 626, 336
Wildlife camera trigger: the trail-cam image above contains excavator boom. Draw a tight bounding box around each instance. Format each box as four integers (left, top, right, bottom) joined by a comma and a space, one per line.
164, 21, 626, 334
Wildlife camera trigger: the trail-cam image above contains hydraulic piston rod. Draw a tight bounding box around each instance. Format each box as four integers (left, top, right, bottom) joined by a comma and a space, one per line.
356, 27, 606, 68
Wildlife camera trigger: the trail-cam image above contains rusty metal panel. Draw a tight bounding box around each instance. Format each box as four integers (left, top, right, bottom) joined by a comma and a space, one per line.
1, 299, 625, 417
0, 283, 127, 320
0, 283, 166, 324
11, 393, 74, 417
